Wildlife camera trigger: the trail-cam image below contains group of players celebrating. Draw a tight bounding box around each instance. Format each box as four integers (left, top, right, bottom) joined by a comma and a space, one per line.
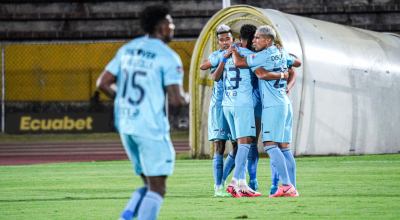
98, 4, 303, 219
200, 24, 301, 198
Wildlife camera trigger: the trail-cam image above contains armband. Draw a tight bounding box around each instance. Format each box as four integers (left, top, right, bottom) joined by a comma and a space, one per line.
280, 72, 284, 79
222, 57, 227, 63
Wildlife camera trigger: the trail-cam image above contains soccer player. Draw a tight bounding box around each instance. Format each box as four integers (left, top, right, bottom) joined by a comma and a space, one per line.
97, 6, 189, 220
232, 25, 301, 197
270, 66, 297, 195
237, 24, 261, 192
199, 24, 236, 197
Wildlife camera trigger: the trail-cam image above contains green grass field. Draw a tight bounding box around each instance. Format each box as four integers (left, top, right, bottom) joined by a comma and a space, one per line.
1, 154, 400, 219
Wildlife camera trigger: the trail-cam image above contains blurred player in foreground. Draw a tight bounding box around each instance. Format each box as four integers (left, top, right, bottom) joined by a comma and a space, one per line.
199, 24, 236, 197
232, 25, 301, 197
97, 5, 189, 220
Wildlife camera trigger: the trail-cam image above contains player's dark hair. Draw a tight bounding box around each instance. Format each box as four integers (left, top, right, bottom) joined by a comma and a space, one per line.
140, 5, 170, 35
240, 24, 257, 51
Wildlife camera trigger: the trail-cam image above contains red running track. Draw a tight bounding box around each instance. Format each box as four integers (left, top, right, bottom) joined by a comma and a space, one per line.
0, 141, 190, 165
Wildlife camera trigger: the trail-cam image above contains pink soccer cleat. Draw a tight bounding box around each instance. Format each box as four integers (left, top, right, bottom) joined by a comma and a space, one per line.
269, 184, 296, 197
239, 185, 261, 197
226, 182, 242, 198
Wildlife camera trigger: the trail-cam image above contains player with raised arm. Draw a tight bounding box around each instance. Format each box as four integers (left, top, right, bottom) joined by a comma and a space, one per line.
232, 25, 301, 197
199, 24, 236, 197
97, 6, 189, 220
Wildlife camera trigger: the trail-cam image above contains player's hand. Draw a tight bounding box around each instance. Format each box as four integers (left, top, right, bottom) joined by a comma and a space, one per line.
282, 69, 289, 80
275, 44, 282, 51
224, 47, 233, 58
286, 84, 292, 97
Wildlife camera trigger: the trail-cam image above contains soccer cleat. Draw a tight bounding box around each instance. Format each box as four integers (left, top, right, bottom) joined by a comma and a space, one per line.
239, 185, 261, 197
226, 181, 242, 198
214, 188, 233, 197
270, 185, 278, 195
248, 179, 259, 191
269, 184, 296, 197
292, 190, 299, 197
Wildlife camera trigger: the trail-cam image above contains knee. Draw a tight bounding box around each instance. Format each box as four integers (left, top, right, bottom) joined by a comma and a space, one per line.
149, 184, 166, 197
214, 140, 226, 155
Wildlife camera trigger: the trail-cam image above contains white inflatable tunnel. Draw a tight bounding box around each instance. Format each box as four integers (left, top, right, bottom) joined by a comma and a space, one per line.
189, 5, 400, 158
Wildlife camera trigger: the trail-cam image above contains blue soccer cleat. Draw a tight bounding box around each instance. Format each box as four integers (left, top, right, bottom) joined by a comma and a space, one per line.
248, 179, 259, 191
270, 185, 278, 195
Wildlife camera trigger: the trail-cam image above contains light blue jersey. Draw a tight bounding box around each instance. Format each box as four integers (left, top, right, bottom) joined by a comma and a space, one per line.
222, 47, 256, 107
209, 50, 225, 107
246, 46, 295, 108
105, 36, 183, 141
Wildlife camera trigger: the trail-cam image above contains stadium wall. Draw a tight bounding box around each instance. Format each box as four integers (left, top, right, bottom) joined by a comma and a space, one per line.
189, 5, 400, 158
0, 40, 195, 133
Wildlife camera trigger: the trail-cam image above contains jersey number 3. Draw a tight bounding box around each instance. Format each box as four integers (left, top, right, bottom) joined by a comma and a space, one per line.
122, 69, 146, 105
224, 67, 242, 90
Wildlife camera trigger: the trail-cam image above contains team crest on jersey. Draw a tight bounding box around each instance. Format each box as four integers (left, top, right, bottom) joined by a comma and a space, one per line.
220, 128, 225, 136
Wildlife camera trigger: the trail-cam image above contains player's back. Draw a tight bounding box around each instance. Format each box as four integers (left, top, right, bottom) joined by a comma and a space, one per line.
222, 47, 256, 107
111, 36, 183, 140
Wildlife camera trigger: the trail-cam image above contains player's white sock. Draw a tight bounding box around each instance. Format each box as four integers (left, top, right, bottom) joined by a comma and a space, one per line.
230, 177, 238, 185
215, 184, 223, 191
239, 179, 247, 186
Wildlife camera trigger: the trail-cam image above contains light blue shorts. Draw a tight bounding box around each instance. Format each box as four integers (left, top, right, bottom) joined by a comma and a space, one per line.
254, 101, 262, 119
261, 104, 293, 143
223, 106, 255, 140
208, 104, 231, 141
120, 133, 175, 176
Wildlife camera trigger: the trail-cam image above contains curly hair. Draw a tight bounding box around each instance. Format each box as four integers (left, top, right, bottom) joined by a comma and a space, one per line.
240, 24, 257, 51
140, 6, 170, 35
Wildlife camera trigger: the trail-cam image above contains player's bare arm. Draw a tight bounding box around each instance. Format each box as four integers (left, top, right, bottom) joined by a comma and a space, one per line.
231, 46, 249, 68
290, 53, 302, 67
212, 47, 233, 81
286, 67, 296, 96
254, 68, 288, 81
96, 70, 117, 99
166, 84, 189, 107
199, 60, 213, 70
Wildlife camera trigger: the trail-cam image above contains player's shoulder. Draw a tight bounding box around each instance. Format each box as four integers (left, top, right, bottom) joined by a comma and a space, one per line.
211, 49, 223, 56
238, 47, 254, 56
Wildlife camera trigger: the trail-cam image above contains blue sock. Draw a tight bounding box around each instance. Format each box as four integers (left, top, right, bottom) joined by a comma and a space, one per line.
270, 160, 279, 187
264, 145, 291, 185
281, 148, 296, 189
213, 154, 223, 186
222, 151, 235, 183
233, 144, 250, 181
137, 191, 163, 220
119, 185, 148, 220
247, 143, 259, 180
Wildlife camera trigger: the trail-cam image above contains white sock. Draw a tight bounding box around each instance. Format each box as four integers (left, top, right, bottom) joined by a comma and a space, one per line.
215, 184, 223, 191
231, 177, 238, 185
239, 179, 247, 186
